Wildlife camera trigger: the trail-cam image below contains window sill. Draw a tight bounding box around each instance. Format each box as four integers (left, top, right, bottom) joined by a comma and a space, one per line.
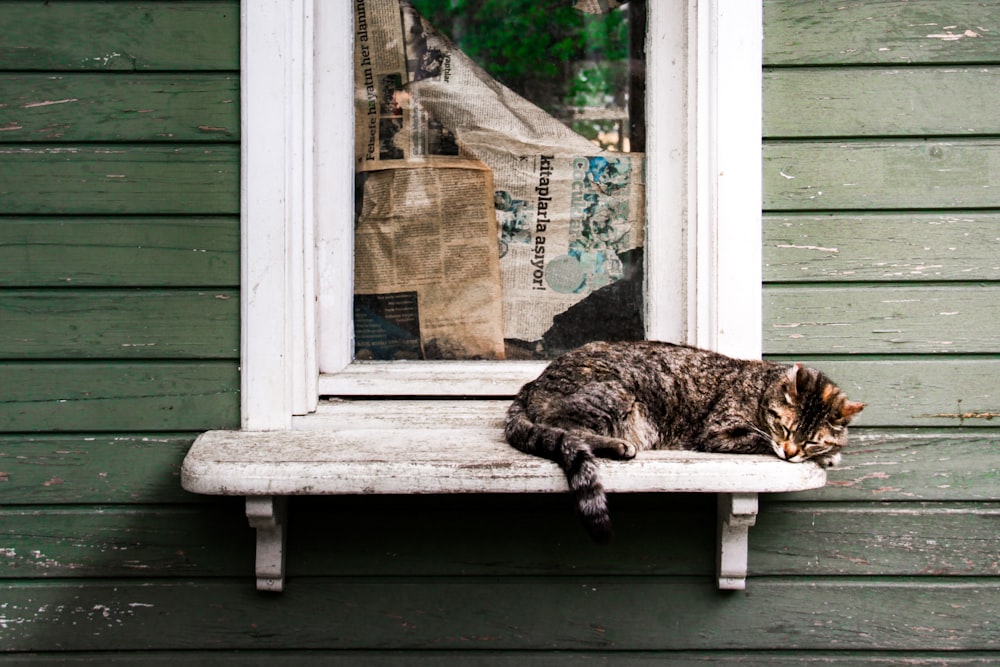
181, 399, 827, 591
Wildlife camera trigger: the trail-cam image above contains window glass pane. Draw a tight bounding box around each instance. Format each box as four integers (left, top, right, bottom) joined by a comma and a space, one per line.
353, 0, 645, 361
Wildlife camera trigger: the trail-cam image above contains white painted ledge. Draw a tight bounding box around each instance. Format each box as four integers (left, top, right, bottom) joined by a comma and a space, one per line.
181, 400, 827, 592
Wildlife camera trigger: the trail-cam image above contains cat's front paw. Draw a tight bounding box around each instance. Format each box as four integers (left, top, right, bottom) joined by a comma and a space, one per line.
592, 438, 638, 460
619, 442, 638, 459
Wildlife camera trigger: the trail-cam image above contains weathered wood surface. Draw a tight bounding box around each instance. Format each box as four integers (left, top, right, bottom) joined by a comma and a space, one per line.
753, 502, 1000, 577
764, 358, 1000, 428
0, 145, 239, 214
0, 290, 239, 359
765, 67, 1000, 138
323, 359, 1000, 429
0, 578, 997, 651
764, 213, 1000, 283
0, 506, 251, 579
0, 217, 238, 287
293, 499, 1000, 578
0, 2, 238, 71
318, 360, 548, 397
800, 430, 1000, 502
764, 285, 1000, 354
2, 653, 998, 667
764, 140, 1000, 210
1, 652, 998, 667
764, 0, 1000, 65
6, 430, 995, 505
182, 427, 826, 496
0, 500, 995, 580
0, 74, 238, 141
0, 502, 711, 579
299, 398, 510, 429
0, 434, 199, 504
0, 362, 239, 432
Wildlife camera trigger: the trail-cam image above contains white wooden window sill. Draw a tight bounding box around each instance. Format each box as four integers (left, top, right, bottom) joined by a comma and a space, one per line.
181, 400, 826, 592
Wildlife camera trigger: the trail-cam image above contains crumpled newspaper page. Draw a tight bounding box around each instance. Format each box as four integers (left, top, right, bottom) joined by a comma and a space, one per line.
352, 0, 644, 359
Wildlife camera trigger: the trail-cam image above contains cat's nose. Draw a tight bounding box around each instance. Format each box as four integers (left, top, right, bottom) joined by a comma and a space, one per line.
782, 442, 800, 458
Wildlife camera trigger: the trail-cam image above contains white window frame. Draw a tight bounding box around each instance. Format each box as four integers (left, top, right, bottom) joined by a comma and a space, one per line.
241, 0, 762, 430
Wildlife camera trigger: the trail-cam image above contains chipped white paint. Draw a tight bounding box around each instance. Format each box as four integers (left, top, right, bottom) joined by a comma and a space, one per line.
776, 244, 840, 253
90, 52, 123, 66
182, 400, 825, 592
926, 29, 980, 41
22, 98, 78, 108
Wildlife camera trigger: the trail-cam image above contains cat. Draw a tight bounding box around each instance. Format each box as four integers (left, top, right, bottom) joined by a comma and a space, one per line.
504, 341, 865, 543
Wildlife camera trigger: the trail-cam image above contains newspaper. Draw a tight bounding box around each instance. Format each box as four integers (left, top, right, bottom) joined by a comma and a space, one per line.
353, 0, 645, 358
354, 164, 506, 360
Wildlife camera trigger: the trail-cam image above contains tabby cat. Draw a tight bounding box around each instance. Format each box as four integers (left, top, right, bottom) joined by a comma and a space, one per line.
504, 341, 864, 543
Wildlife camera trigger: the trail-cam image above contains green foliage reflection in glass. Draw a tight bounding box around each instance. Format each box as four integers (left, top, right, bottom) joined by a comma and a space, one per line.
410, 0, 633, 149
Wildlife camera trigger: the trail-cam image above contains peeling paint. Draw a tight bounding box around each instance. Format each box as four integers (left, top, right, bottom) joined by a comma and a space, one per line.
926, 29, 980, 41
22, 98, 78, 109
920, 411, 999, 421
776, 244, 839, 253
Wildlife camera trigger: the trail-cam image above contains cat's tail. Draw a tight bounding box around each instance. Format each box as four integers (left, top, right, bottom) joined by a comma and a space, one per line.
504, 400, 614, 544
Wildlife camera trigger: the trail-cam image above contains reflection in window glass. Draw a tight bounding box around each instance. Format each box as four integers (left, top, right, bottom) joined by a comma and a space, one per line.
353, 0, 645, 361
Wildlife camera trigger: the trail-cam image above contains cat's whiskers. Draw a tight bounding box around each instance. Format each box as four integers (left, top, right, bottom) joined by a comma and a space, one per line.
743, 423, 787, 460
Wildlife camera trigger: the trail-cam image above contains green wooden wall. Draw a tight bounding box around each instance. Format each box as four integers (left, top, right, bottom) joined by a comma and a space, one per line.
1, 0, 998, 663
760, 1, 1000, 664
0, 0, 243, 660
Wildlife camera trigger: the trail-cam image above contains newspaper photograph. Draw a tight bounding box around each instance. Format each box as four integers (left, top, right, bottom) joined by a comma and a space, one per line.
352, 0, 645, 359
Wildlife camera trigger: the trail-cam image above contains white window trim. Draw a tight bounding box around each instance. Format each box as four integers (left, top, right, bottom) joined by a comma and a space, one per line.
240, 0, 762, 430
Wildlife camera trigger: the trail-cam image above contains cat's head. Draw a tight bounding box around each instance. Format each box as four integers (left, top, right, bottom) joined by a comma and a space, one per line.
760, 364, 865, 467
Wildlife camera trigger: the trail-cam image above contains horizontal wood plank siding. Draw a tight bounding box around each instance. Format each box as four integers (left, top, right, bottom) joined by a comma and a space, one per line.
0, 145, 239, 214
1, 578, 997, 651
765, 285, 1000, 354
0, 217, 239, 287
0, 434, 203, 505
2, 653, 999, 667
3, 430, 995, 505
764, 67, 1000, 138
765, 212, 1000, 283
764, 140, 1000, 210
763, 0, 1000, 66
762, 3, 1000, 665
0, 290, 239, 358
0, 74, 239, 142
0, 2, 239, 71
2, 500, 995, 580
0, 362, 239, 432
1, 0, 998, 663
0, 0, 243, 661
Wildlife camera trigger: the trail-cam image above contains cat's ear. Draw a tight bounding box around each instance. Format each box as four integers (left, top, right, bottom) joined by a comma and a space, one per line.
783, 363, 807, 403
839, 400, 866, 421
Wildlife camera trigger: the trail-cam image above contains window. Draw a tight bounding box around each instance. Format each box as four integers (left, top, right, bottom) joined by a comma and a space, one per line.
241, 0, 762, 429
351, 2, 644, 364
